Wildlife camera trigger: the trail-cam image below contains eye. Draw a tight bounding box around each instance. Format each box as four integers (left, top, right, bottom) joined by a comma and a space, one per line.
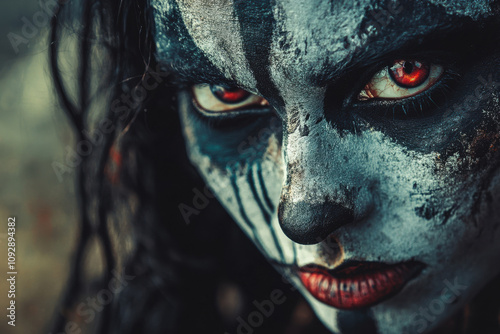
192, 84, 269, 113
358, 60, 444, 101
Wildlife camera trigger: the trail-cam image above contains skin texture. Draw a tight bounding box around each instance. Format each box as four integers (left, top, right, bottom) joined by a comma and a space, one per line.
152, 0, 500, 333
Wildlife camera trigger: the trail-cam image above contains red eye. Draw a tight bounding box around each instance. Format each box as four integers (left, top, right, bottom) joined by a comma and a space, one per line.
389, 60, 430, 88
210, 85, 251, 104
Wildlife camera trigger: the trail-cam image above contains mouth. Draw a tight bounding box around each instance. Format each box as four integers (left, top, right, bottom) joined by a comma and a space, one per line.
298, 260, 425, 310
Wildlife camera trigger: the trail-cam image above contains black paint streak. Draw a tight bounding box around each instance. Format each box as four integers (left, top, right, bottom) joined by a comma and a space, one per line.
250, 164, 285, 262
230, 173, 267, 254
233, 0, 284, 108
415, 201, 438, 220
257, 163, 275, 212
248, 165, 272, 223
155, 1, 226, 83
292, 241, 297, 267
337, 309, 379, 334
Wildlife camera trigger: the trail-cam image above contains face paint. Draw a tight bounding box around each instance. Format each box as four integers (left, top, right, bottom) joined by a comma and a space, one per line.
153, 0, 500, 333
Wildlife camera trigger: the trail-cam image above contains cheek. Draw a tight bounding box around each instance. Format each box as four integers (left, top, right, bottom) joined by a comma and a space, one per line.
435, 94, 500, 226
178, 92, 294, 258
192, 146, 297, 264
178, 91, 283, 169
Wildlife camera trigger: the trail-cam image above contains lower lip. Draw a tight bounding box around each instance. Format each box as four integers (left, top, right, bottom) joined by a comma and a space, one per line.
298, 262, 423, 310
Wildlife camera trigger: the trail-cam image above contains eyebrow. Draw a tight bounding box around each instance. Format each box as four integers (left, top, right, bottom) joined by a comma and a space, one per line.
161, 62, 238, 87
153, 0, 236, 86
314, 13, 499, 85
156, 0, 498, 88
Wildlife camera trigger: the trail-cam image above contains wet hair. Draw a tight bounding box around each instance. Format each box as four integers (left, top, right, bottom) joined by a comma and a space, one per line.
48, 1, 309, 334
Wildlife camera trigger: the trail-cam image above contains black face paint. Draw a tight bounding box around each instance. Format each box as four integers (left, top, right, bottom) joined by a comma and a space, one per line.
348, 19, 500, 158
233, 0, 284, 109
153, 0, 227, 83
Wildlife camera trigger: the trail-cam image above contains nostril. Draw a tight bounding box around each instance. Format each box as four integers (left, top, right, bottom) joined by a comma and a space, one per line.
278, 200, 354, 245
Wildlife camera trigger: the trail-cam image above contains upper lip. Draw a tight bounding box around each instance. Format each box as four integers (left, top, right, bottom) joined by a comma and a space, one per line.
297, 260, 425, 310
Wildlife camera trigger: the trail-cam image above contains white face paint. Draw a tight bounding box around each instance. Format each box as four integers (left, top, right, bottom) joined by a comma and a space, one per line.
153, 0, 500, 333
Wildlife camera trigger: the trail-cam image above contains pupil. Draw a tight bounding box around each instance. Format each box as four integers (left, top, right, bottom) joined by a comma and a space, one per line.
210, 85, 250, 104
389, 59, 430, 88
403, 61, 414, 74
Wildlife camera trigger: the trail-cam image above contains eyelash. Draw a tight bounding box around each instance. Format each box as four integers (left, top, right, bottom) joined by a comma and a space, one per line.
184, 57, 461, 123
189, 92, 272, 128
354, 63, 461, 120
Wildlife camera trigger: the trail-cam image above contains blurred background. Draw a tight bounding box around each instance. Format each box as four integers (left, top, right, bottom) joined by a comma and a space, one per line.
0, 1, 79, 333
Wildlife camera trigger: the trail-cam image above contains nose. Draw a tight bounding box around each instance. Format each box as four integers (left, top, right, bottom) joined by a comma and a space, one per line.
278, 198, 354, 245
274, 94, 360, 245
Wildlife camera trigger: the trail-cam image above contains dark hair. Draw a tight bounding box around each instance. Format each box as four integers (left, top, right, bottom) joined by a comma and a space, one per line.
48, 1, 309, 333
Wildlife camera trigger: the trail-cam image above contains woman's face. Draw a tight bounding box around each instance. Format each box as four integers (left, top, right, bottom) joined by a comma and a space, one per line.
153, 0, 500, 333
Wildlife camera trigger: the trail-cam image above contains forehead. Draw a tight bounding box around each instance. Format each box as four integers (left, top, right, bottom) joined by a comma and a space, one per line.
152, 0, 492, 92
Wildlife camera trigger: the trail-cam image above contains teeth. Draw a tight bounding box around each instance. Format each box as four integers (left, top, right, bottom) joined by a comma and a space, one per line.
298, 262, 422, 309
318, 278, 329, 300
300, 272, 311, 280
352, 280, 359, 293
311, 273, 321, 288
386, 270, 397, 283
330, 280, 338, 298
368, 277, 377, 290
360, 280, 369, 296
374, 278, 384, 291
321, 278, 330, 291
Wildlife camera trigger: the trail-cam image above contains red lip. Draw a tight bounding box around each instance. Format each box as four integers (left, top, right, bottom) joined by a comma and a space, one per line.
298, 261, 424, 310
